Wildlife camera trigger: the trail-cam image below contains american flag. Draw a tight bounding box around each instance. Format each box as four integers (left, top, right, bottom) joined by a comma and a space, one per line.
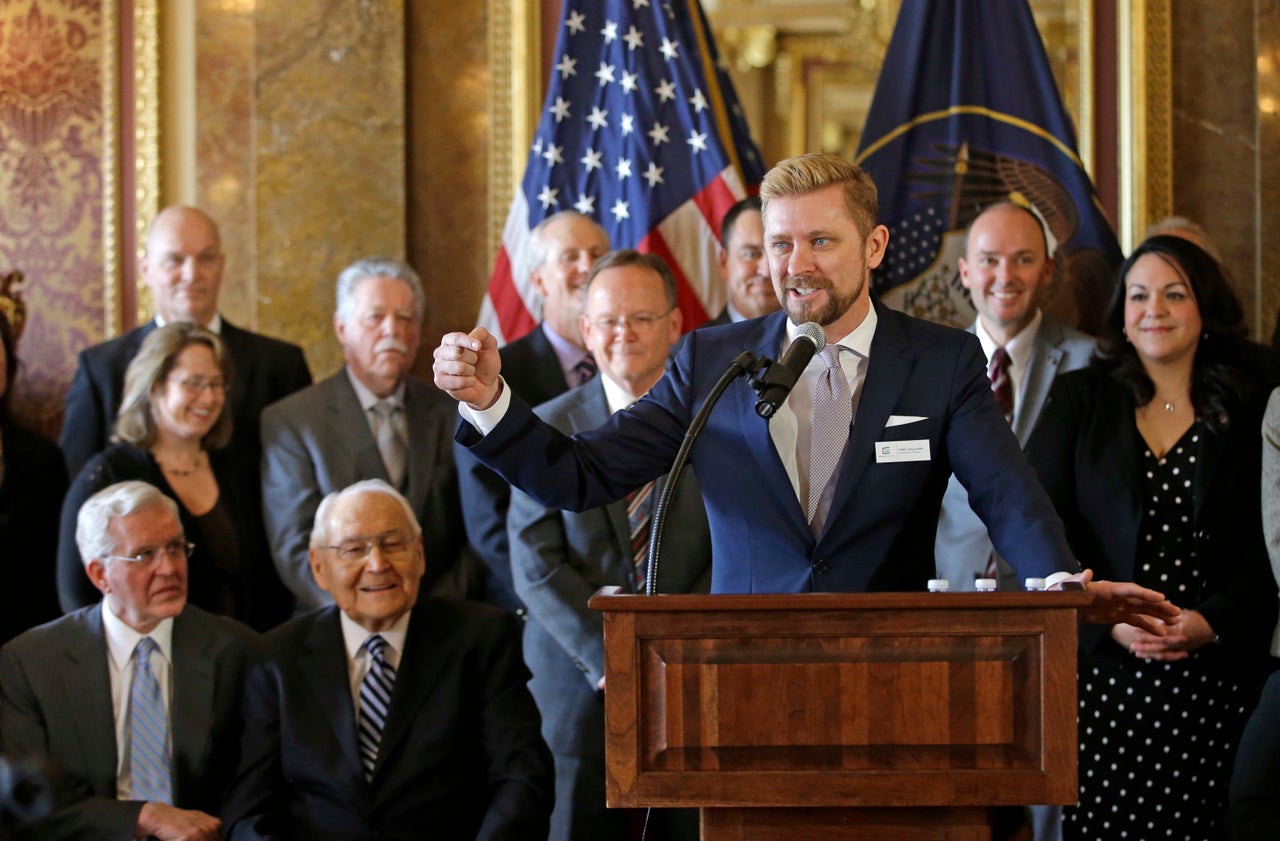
479, 0, 765, 344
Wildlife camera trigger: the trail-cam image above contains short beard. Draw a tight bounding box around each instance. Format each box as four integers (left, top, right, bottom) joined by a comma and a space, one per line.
781, 272, 864, 326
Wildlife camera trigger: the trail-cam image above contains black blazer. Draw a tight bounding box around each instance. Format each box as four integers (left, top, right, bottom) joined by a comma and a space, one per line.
56, 442, 284, 629
1027, 365, 1279, 658
456, 324, 572, 613
222, 599, 553, 840
0, 423, 68, 644
0, 604, 254, 840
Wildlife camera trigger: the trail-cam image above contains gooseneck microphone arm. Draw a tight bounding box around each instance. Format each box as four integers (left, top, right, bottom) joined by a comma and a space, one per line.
643, 350, 762, 595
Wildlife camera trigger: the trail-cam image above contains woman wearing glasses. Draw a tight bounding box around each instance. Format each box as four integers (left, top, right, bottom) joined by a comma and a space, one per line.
56, 323, 256, 625
1027, 235, 1278, 840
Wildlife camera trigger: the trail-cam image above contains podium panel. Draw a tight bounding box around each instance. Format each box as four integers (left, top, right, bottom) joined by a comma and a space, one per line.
590, 591, 1088, 815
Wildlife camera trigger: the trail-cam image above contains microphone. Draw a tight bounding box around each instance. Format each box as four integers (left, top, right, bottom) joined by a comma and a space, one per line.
752, 322, 826, 418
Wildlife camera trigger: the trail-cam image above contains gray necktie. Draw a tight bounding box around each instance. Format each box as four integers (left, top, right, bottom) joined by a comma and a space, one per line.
808, 344, 852, 535
372, 399, 407, 489
129, 637, 172, 804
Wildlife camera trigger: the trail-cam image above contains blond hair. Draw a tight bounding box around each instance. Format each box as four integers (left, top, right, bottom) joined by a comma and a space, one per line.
759, 154, 880, 239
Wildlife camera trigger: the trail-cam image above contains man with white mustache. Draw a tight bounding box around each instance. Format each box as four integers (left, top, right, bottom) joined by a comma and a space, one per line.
262, 258, 474, 611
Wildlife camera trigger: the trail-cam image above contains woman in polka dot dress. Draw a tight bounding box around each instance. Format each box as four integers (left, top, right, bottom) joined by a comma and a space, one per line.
1027, 235, 1279, 840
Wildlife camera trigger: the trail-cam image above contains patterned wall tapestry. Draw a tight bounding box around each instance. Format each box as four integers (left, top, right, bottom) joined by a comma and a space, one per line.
0, 0, 104, 437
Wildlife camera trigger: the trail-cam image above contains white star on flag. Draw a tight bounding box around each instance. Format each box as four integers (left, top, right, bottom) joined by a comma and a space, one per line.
643, 162, 665, 187
687, 130, 708, 152
565, 10, 586, 34
601, 20, 618, 42
620, 70, 639, 93
616, 158, 633, 178
611, 198, 630, 220
587, 106, 609, 130
581, 149, 604, 171
620, 113, 635, 134
660, 38, 679, 60
689, 89, 708, 112
574, 194, 596, 214
594, 62, 616, 86
542, 143, 564, 165
550, 97, 571, 123
655, 78, 676, 102
623, 25, 645, 51
537, 186, 559, 209
632, 0, 650, 9
648, 122, 670, 146
555, 55, 578, 79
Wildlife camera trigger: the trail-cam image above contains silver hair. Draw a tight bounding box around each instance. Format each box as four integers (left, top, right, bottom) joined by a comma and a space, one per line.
334, 257, 426, 324
523, 211, 610, 271
309, 479, 423, 549
76, 481, 181, 568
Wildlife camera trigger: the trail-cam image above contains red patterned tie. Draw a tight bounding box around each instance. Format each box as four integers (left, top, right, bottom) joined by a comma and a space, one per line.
989, 346, 1013, 422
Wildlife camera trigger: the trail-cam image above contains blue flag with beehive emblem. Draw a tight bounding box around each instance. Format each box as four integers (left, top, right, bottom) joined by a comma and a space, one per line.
855, 0, 1121, 334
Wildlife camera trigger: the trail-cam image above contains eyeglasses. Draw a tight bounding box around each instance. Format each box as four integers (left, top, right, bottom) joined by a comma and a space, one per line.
171, 376, 227, 395
325, 531, 417, 565
105, 539, 195, 567
589, 309, 674, 333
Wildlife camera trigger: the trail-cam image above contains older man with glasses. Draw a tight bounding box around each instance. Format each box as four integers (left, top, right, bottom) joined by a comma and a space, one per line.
0, 480, 255, 840
222, 479, 553, 840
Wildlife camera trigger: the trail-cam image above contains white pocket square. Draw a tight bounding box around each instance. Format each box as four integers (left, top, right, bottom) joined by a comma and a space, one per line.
885, 415, 927, 428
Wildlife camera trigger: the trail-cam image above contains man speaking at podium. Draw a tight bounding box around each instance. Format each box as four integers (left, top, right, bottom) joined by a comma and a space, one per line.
434, 154, 1177, 630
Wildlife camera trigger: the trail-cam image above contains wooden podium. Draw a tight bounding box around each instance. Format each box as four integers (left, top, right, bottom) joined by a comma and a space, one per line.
587, 590, 1091, 841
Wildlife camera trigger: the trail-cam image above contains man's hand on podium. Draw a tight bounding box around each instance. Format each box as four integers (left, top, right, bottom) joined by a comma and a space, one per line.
1053, 569, 1181, 634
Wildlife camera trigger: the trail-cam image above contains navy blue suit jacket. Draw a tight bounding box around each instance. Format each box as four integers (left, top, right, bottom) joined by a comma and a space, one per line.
460, 301, 1077, 593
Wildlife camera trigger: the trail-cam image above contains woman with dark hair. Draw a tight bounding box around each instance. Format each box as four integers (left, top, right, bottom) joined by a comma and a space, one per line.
56, 322, 273, 626
0, 310, 68, 643
1028, 235, 1279, 840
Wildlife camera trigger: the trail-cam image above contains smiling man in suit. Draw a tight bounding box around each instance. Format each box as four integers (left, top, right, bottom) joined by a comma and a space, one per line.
508, 250, 710, 841
434, 154, 1177, 631
60, 205, 312, 493
456, 211, 612, 615
222, 479, 553, 840
0, 480, 253, 841
935, 202, 1096, 593
261, 257, 473, 611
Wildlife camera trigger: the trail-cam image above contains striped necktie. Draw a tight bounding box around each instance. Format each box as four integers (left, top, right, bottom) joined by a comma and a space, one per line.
572, 354, 598, 386
129, 637, 172, 804
989, 346, 1013, 421
626, 480, 655, 592
358, 634, 397, 782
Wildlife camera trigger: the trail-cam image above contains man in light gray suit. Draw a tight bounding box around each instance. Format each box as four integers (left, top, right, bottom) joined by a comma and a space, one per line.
508, 251, 711, 841
261, 257, 473, 611
934, 203, 1094, 841
0, 481, 253, 840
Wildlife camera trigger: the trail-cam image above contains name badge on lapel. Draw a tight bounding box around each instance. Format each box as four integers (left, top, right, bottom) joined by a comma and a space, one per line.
876, 440, 931, 463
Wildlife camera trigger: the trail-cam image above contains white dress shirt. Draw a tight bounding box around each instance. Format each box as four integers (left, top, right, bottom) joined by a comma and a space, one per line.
338, 610, 409, 713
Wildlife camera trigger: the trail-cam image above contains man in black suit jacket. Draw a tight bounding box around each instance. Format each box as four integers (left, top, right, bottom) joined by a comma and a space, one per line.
703, 196, 778, 328
456, 211, 610, 614
60, 205, 311, 501
0, 481, 253, 840
223, 480, 553, 840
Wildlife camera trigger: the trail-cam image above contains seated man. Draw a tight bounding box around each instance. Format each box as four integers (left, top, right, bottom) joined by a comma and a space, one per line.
0, 480, 254, 841
222, 479, 553, 840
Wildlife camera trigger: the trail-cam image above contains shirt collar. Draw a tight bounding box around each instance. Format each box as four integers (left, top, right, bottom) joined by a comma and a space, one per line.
346, 366, 407, 412
541, 322, 591, 374
101, 601, 175, 671
154, 313, 222, 334
725, 301, 747, 323
785, 303, 878, 359
973, 309, 1042, 372
339, 609, 411, 662
600, 372, 643, 414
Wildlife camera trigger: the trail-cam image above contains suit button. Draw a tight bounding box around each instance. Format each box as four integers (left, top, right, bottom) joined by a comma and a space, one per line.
812, 559, 829, 575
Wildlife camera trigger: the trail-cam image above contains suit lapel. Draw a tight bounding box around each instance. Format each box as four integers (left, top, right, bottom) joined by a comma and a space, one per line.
735, 314, 811, 538
566, 385, 636, 589
1192, 421, 1225, 523
373, 606, 450, 780
823, 303, 912, 537
170, 611, 215, 803
1013, 320, 1066, 444
403, 380, 442, 510
324, 373, 387, 481
300, 610, 366, 785
217, 320, 253, 418
62, 607, 121, 794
